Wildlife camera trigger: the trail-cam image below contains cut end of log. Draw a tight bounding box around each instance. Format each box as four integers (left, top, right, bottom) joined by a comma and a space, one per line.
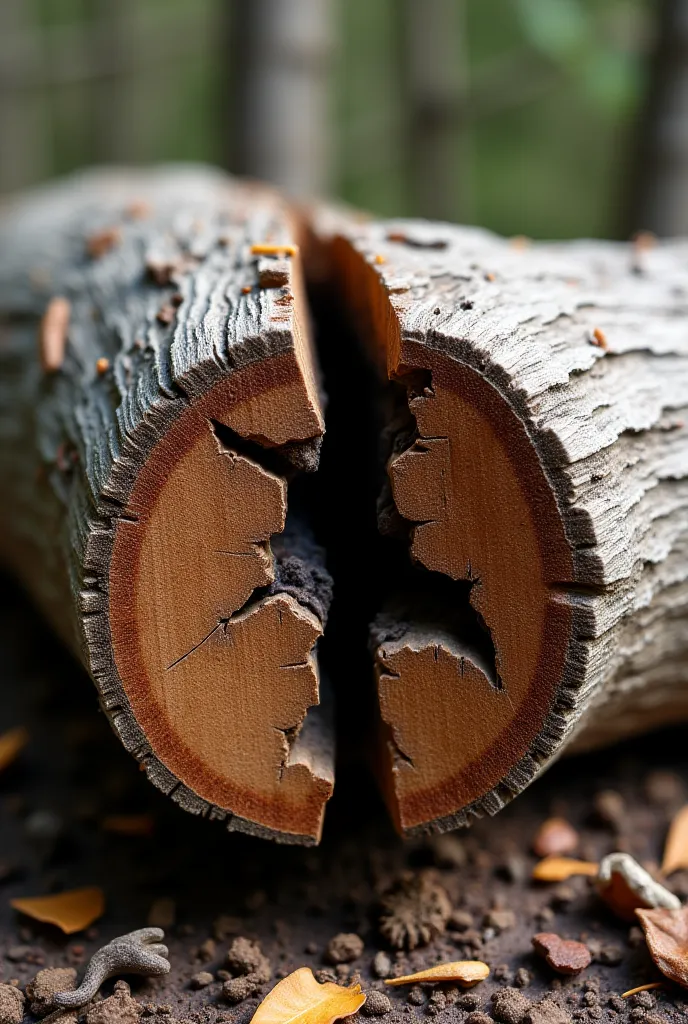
327, 229, 577, 835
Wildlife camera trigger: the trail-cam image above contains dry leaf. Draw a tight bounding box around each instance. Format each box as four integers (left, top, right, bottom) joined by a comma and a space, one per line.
532, 857, 598, 882
662, 804, 688, 875
532, 818, 579, 858
385, 961, 489, 988
251, 967, 365, 1024
0, 727, 29, 773
621, 983, 663, 999
597, 853, 680, 922
636, 906, 688, 988
11, 888, 105, 934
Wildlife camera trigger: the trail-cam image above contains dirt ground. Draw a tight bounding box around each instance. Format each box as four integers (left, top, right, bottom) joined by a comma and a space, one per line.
2, 573, 688, 1024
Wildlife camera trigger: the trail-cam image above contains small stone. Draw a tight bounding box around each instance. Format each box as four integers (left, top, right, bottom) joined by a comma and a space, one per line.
314, 970, 337, 984
325, 932, 364, 965
335, 965, 351, 983
448, 909, 473, 931
407, 987, 426, 1006
227, 937, 271, 983
532, 819, 579, 858
195, 938, 216, 963
485, 910, 516, 932
536, 907, 555, 926
86, 984, 141, 1024
222, 977, 259, 1004
27, 968, 77, 1015
514, 969, 531, 988
6, 946, 32, 963
597, 944, 623, 966
492, 988, 531, 1024
425, 991, 446, 1016
630, 993, 655, 1010
0, 984, 24, 1024
532, 934, 592, 975
501, 855, 528, 885
593, 790, 625, 829
372, 952, 392, 979
524, 1000, 571, 1024
305, 942, 318, 955
361, 991, 392, 1017
494, 965, 513, 983
189, 973, 213, 990
456, 993, 482, 1011
430, 835, 467, 868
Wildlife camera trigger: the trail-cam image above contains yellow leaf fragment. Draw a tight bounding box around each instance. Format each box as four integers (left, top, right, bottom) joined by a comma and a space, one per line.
0, 727, 29, 773
621, 983, 664, 999
11, 887, 105, 934
251, 967, 365, 1024
385, 961, 489, 988
662, 804, 688, 875
532, 856, 599, 882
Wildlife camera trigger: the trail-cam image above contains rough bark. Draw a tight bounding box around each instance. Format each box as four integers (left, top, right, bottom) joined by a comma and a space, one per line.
311, 213, 688, 836
0, 167, 333, 844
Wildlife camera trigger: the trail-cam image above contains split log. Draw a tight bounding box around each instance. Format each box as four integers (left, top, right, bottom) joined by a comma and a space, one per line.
315, 216, 688, 836
0, 167, 333, 844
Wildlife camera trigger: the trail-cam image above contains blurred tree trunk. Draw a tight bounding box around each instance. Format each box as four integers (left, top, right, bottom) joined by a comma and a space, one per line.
400, 0, 471, 222
227, 0, 334, 199
628, 0, 688, 236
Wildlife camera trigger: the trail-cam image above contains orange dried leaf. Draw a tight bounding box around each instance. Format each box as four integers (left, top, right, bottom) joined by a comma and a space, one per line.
532, 818, 579, 858
251, 967, 365, 1024
662, 804, 688, 875
11, 887, 105, 934
0, 727, 29, 773
532, 857, 598, 882
636, 906, 688, 988
621, 983, 663, 999
385, 961, 489, 988
250, 243, 298, 258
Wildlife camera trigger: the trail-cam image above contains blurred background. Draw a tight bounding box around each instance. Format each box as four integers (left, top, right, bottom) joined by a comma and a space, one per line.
1, 0, 686, 239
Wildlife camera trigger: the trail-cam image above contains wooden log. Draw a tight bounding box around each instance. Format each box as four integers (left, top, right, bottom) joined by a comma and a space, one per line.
313, 215, 688, 836
0, 167, 333, 844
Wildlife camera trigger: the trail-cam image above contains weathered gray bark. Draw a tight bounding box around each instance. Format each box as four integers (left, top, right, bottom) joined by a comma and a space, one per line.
0, 167, 333, 844
314, 211, 688, 835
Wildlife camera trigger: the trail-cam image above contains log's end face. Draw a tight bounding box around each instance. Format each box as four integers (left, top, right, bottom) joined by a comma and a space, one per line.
106, 355, 332, 844
326, 229, 578, 836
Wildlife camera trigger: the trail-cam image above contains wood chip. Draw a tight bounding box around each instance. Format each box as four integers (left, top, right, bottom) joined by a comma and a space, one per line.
0, 727, 29, 773
636, 906, 688, 988
384, 961, 489, 987
532, 818, 579, 858
662, 804, 688, 875
250, 243, 298, 257
10, 888, 105, 934
101, 814, 155, 837
251, 967, 365, 1024
532, 857, 599, 882
597, 853, 680, 921
621, 982, 664, 999
532, 933, 591, 975
39, 298, 70, 373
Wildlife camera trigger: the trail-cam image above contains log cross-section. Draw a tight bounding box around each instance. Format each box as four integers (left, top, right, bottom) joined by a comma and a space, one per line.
321, 216, 688, 836
0, 168, 333, 844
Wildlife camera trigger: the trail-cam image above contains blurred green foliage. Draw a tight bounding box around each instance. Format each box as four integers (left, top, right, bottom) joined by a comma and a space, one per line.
23, 0, 655, 239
